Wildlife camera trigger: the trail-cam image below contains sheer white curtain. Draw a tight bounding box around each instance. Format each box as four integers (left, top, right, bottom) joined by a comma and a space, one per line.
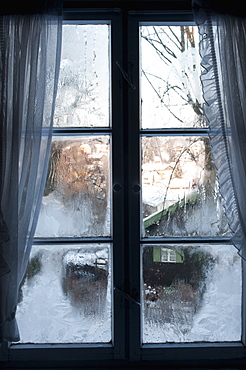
193, 1, 246, 258
0, 10, 62, 342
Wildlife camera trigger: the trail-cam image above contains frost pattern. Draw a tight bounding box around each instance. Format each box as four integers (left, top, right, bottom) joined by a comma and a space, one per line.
142, 244, 241, 343
16, 244, 111, 343
142, 137, 230, 238
35, 136, 110, 237
54, 25, 110, 128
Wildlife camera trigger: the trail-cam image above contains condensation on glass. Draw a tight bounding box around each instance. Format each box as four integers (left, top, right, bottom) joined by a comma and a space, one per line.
141, 136, 230, 237
142, 244, 241, 343
140, 25, 206, 129
35, 135, 111, 237
17, 23, 112, 345
16, 244, 112, 343
54, 24, 110, 127
140, 24, 241, 345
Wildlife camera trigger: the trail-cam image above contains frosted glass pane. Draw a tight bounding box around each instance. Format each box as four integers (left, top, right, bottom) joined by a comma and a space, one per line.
142, 136, 230, 237
35, 136, 111, 237
54, 24, 110, 127
17, 244, 112, 343
140, 25, 206, 128
142, 244, 241, 343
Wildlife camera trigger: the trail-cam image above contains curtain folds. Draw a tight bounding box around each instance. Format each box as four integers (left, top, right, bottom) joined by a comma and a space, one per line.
193, 2, 246, 258
0, 12, 62, 342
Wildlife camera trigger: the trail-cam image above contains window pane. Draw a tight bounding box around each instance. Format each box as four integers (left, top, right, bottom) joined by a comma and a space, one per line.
17, 244, 112, 343
35, 136, 111, 237
140, 25, 206, 128
141, 136, 230, 237
142, 244, 241, 343
54, 24, 110, 127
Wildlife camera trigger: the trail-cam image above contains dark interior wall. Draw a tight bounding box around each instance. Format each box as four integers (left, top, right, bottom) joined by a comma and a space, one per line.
0, 1, 59, 15
2, 0, 245, 17
0, 0, 194, 15
1, 0, 246, 369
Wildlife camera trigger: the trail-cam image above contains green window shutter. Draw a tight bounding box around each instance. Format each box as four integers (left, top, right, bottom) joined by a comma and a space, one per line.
153, 246, 161, 262
176, 250, 184, 263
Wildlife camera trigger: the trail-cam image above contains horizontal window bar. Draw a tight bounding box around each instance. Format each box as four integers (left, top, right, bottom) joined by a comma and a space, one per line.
139, 20, 195, 26
130, 10, 193, 16
63, 10, 120, 22
140, 128, 209, 136
141, 237, 232, 244
33, 237, 113, 245
62, 18, 112, 24
10, 342, 114, 349
140, 342, 246, 363
63, 7, 121, 14
9, 343, 115, 362
52, 127, 112, 135
141, 341, 244, 349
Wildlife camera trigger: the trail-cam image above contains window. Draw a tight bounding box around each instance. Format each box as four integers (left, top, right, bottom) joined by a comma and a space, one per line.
161, 248, 177, 263
7, 2, 245, 367
17, 23, 113, 344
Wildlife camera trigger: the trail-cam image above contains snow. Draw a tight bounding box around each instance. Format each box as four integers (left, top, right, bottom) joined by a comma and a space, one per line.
16, 244, 112, 343
35, 191, 110, 237
142, 184, 167, 208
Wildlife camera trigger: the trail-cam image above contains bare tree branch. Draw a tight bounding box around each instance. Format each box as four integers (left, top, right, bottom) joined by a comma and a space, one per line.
142, 70, 184, 123
153, 26, 177, 59
142, 35, 172, 65
161, 138, 200, 212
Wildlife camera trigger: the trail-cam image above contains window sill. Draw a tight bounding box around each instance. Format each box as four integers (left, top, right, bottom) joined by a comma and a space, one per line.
1, 341, 245, 368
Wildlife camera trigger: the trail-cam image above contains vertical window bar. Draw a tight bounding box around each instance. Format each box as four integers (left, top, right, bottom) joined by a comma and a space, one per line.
127, 14, 141, 360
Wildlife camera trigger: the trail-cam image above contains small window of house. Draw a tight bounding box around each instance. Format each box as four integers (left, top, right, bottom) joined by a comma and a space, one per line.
161, 248, 176, 263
